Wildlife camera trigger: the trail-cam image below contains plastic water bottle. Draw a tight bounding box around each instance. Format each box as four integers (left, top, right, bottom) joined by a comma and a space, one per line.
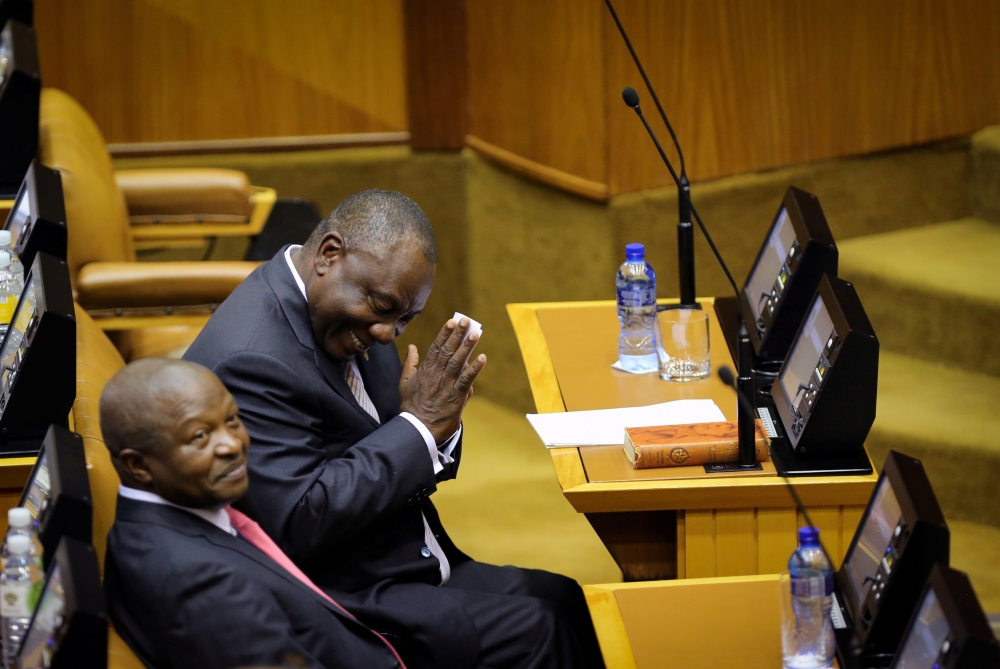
785, 526, 836, 668
0, 535, 43, 669
0, 232, 23, 292
616, 243, 658, 372
1, 509, 41, 570
0, 256, 18, 341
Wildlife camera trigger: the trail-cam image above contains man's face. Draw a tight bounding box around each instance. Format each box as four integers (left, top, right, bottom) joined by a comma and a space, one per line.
307, 233, 435, 361
140, 371, 250, 509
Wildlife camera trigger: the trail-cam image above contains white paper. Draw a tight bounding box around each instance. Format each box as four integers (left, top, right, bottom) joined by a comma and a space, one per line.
526, 399, 726, 447
453, 311, 482, 344
610, 360, 657, 375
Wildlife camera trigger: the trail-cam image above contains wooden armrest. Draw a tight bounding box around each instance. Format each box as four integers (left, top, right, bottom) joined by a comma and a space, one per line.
129, 187, 278, 242
76, 261, 259, 309
116, 168, 253, 219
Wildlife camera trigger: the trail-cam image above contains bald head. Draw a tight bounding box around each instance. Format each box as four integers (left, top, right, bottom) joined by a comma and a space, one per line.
100, 358, 250, 508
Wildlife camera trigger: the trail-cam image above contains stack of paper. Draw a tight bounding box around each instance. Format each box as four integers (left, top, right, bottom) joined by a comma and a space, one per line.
526, 399, 726, 448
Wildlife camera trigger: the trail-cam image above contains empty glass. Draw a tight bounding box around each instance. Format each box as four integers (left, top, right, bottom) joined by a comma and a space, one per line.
657, 308, 710, 381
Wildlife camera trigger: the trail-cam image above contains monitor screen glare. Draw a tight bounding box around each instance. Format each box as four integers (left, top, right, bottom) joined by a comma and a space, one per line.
22, 449, 49, 520
6, 187, 30, 250
891, 588, 951, 669
846, 476, 904, 605
17, 563, 65, 669
779, 294, 836, 423
745, 206, 799, 326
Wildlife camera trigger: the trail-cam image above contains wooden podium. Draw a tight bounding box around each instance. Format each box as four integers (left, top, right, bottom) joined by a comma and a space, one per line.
508, 299, 877, 581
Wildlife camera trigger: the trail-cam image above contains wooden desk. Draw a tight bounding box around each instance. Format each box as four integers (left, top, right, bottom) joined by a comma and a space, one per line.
585, 575, 786, 669
508, 299, 877, 581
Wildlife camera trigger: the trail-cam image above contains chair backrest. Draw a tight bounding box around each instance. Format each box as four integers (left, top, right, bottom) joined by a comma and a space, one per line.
71, 304, 126, 573
38, 89, 135, 283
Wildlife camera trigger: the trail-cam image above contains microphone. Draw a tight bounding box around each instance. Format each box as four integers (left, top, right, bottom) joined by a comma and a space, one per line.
606, 0, 697, 308
717, 366, 836, 568
624, 85, 758, 468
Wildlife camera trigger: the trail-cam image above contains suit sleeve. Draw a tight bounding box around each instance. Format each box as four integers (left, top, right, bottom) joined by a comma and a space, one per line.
216, 351, 438, 562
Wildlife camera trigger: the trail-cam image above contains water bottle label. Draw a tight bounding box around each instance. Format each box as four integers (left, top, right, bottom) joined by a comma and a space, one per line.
0, 298, 12, 326
0, 581, 31, 617
616, 285, 656, 308
790, 574, 825, 598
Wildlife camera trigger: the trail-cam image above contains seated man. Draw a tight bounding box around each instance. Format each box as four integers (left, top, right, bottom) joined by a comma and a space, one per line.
100, 358, 407, 669
184, 190, 604, 669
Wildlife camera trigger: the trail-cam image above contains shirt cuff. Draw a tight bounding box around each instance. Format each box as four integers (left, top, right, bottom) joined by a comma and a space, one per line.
400, 412, 457, 476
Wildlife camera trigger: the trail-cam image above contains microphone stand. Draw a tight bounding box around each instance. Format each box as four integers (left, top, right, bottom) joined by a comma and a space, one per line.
623, 87, 759, 470
604, 0, 698, 310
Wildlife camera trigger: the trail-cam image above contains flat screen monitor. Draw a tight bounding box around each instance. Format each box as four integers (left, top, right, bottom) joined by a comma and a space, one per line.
0, 19, 38, 196
835, 451, 950, 661
18, 537, 106, 669
770, 276, 878, 459
739, 186, 837, 361
890, 565, 999, 669
18, 425, 92, 560
3, 160, 67, 272
0, 252, 75, 455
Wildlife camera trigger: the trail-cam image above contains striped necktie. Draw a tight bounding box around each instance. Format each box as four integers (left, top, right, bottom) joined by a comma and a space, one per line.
344, 360, 380, 423
225, 508, 405, 668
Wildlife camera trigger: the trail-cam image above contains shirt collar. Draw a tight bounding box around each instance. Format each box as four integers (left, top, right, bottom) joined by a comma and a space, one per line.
284, 245, 307, 301
118, 484, 236, 536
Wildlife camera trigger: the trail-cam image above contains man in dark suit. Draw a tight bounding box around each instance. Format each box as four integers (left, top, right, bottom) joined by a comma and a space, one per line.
184, 190, 604, 669
99, 358, 407, 669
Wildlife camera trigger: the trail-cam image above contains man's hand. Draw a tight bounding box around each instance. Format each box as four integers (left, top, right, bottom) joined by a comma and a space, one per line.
399, 318, 486, 443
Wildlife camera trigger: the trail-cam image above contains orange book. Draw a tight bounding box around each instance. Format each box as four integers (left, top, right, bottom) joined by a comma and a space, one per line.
624, 420, 771, 469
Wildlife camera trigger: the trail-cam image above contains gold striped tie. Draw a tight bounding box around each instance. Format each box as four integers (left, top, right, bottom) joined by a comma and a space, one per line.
343, 361, 380, 423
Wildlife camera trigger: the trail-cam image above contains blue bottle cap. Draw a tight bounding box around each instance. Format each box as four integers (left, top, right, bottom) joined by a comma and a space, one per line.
798, 526, 820, 546
625, 243, 645, 261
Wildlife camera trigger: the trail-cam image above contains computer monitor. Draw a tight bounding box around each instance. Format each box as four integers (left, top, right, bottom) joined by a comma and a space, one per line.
18, 425, 92, 560
770, 275, 878, 460
0, 0, 31, 29
890, 565, 999, 669
17, 537, 106, 669
0, 252, 75, 455
834, 451, 950, 662
0, 19, 39, 197
739, 186, 838, 362
3, 160, 67, 272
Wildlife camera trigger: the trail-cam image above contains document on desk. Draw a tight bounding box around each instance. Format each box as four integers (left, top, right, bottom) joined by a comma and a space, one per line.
526, 399, 726, 447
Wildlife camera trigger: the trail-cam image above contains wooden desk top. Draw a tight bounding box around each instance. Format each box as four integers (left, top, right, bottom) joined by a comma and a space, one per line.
585, 575, 783, 669
508, 300, 878, 514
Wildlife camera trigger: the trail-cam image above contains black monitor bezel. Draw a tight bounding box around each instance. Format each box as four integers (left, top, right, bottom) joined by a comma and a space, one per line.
3, 160, 67, 271
17, 425, 93, 558
739, 185, 838, 361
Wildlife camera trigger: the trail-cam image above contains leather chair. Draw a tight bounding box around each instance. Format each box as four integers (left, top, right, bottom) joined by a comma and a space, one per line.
71, 303, 143, 669
37, 88, 274, 335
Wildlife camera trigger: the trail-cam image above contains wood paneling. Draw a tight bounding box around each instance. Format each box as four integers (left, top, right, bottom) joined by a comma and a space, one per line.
35, 0, 408, 144
466, 0, 607, 186
404, 0, 467, 150
467, 0, 1000, 196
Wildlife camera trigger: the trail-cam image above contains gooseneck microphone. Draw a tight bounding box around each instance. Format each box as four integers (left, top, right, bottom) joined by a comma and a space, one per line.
718, 365, 836, 568
605, 0, 697, 308
624, 86, 758, 468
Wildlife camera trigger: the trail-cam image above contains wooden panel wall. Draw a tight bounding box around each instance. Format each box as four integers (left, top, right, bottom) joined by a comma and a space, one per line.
467, 0, 1000, 197
34, 0, 408, 144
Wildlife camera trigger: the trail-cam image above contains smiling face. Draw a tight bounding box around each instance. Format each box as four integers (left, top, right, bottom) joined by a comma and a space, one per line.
301, 232, 435, 361
128, 368, 250, 509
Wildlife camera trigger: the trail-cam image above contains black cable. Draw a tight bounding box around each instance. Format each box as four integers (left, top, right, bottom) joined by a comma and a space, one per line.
202, 236, 218, 261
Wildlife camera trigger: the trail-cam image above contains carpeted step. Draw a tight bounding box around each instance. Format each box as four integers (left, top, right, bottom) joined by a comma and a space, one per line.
839, 218, 1000, 377
866, 351, 1000, 527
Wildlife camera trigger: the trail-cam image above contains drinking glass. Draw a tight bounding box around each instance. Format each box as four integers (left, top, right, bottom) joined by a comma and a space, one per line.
657, 308, 710, 381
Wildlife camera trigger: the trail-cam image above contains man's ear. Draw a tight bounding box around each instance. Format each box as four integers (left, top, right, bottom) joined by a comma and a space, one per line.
313, 232, 345, 276
117, 449, 154, 487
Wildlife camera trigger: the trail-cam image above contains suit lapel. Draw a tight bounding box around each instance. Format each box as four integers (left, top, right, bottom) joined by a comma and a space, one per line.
262, 250, 380, 428
116, 499, 355, 623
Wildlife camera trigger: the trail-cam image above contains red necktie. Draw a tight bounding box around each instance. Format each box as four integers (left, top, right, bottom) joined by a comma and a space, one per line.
225, 507, 406, 669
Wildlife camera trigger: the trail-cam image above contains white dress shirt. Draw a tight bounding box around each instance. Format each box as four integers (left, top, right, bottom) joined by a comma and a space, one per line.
285, 245, 454, 584
118, 485, 237, 536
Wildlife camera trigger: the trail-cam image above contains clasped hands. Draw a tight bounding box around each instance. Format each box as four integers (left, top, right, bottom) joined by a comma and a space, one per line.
399, 318, 486, 444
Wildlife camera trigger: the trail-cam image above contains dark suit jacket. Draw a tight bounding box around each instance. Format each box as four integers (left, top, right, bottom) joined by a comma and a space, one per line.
184, 250, 468, 593
104, 498, 399, 669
